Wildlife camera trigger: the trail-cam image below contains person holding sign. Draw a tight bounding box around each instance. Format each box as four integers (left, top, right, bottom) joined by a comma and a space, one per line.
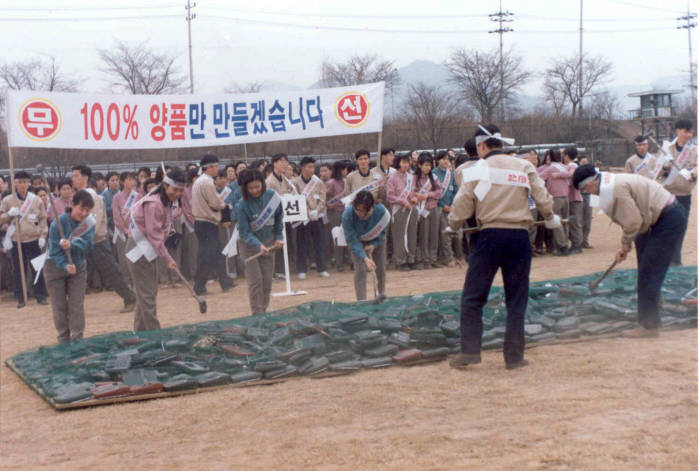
341, 190, 389, 301
573, 164, 686, 338
125, 168, 186, 331
448, 124, 556, 371
386, 153, 419, 271
44, 190, 96, 342
192, 154, 234, 295
292, 157, 329, 279
661, 119, 696, 266
235, 169, 284, 315
0, 170, 49, 308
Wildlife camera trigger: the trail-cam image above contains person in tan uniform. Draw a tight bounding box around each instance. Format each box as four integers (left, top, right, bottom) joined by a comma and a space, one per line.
72, 165, 136, 312
0, 170, 48, 308
192, 154, 234, 295
448, 124, 557, 371
624, 135, 659, 176
573, 165, 686, 338
292, 157, 329, 279
265, 153, 296, 278
659, 119, 696, 266
345, 149, 384, 202
453, 138, 481, 260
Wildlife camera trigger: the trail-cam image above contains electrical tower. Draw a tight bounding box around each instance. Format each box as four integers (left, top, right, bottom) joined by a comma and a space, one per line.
489, 0, 513, 122
677, 6, 697, 107
186, 0, 197, 94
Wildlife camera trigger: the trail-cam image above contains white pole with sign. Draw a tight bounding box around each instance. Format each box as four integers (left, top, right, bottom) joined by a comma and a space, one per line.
273, 194, 308, 297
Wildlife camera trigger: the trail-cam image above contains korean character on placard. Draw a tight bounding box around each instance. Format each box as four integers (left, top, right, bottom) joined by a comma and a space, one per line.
288, 97, 306, 130
231, 102, 248, 136
250, 100, 268, 135
149, 103, 168, 141
268, 100, 286, 133
188, 102, 206, 139
285, 199, 300, 217
169, 103, 187, 140
306, 96, 324, 129
212, 103, 231, 138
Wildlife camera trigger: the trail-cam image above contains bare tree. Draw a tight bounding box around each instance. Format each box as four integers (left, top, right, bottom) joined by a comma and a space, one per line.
320, 54, 399, 91
402, 82, 460, 154
543, 54, 613, 118
445, 48, 530, 123
98, 40, 186, 94
224, 81, 265, 93
0, 56, 78, 92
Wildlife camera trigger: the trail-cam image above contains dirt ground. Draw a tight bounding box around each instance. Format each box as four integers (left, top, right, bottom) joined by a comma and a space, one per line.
1, 196, 697, 470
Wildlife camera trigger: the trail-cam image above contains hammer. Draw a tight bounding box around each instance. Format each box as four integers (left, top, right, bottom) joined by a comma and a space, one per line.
37, 165, 73, 264
589, 260, 617, 294
171, 266, 207, 314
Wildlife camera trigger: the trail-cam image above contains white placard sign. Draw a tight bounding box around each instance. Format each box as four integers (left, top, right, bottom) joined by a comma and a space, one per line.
281, 194, 307, 223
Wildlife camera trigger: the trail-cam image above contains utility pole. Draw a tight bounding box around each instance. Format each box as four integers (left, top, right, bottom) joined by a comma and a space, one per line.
185, 0, 196, 94
677, 5, 697, 108
578, 0, 583, 117
489, 0, 513, 122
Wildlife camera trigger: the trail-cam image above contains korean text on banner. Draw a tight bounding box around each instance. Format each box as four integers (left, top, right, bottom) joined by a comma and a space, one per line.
5, 82, 385, 149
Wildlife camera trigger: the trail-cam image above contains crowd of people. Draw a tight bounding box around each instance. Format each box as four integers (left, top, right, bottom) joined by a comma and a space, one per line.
0, 119, 695, 350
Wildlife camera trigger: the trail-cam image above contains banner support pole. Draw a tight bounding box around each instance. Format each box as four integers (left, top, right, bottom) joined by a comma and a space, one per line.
7, 145, 28, 305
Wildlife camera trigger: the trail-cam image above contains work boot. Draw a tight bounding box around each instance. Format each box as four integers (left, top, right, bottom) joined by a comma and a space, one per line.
505, 359, 529, 370
553, 248, 568, 257
449, 353, 481, 370
568, 246, 583, 254
582, 241, 593, 249
622, 326, 659, 338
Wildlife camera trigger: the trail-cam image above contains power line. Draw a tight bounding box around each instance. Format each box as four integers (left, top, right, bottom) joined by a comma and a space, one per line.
609, 0, 687, 13
0, 4, 180, 11
195, 5, 490, 19
0, 14, 182, 22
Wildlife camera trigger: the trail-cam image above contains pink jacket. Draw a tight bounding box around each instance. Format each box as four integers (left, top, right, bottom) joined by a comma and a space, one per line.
112, 190, 132, 237
567, 163, 583, 202
180, 186, 195, 226
538, 164, 570, 198
47, 197, 70, 223
131, 193, 174, 265
386, 171, 414, 207
325, 178, 346, 212
413, 175, 442, 210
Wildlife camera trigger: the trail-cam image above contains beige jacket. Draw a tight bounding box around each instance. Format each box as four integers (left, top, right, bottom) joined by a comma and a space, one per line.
453, 158, 481, 187
0, 192, 48, 243
624, 154, 644, 174
371, 165, 393, 204
604, 173, 674, 246
86, 188, 108, 243
192, 173, 225, 224
449, 153, 554, 231
663, 143, 697, 196
266, 172, 293, 195
292, 175, 326, 214
345, 169, 382, 199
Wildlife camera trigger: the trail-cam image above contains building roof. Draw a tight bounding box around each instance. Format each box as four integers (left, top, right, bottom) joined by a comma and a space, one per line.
627, 90, 684, 97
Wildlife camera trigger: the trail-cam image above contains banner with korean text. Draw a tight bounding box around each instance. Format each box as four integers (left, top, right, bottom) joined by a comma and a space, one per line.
5, 82, 384, 149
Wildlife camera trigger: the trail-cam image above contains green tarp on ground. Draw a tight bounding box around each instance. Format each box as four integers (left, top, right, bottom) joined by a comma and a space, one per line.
6, 267, 697, 409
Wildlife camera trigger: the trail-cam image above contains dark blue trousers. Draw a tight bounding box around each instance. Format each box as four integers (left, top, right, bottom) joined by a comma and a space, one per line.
670, 195, 691, 265
460, 228, 531, 364
296, 219, 327, 273
194, 220, 233, 294
11, 240, 47, 302
634, 201, 687, 329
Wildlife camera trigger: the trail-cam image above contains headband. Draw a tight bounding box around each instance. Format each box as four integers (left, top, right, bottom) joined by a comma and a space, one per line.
577, 173, 599, 191
163, 176, 185, 189
475, 124, 515, 146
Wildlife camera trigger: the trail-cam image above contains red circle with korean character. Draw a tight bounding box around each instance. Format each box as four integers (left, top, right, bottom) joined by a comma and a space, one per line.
18, 99, 62, 141
334, 92, 370, 128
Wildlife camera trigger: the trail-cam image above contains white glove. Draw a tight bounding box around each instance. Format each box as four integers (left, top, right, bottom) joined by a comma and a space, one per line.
309, 210, 318, 221
544, 214, 562, 229
38, 237, 46, 249
8, 207, 19, 217
680, 168, 693, 181
444, 226, 456, 234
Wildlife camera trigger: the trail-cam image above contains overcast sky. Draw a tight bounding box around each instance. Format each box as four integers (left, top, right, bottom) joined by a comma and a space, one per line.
0, 0, 696, 100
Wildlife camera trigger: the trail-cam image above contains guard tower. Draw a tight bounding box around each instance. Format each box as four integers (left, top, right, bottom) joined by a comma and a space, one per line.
627, 90, 683, 140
